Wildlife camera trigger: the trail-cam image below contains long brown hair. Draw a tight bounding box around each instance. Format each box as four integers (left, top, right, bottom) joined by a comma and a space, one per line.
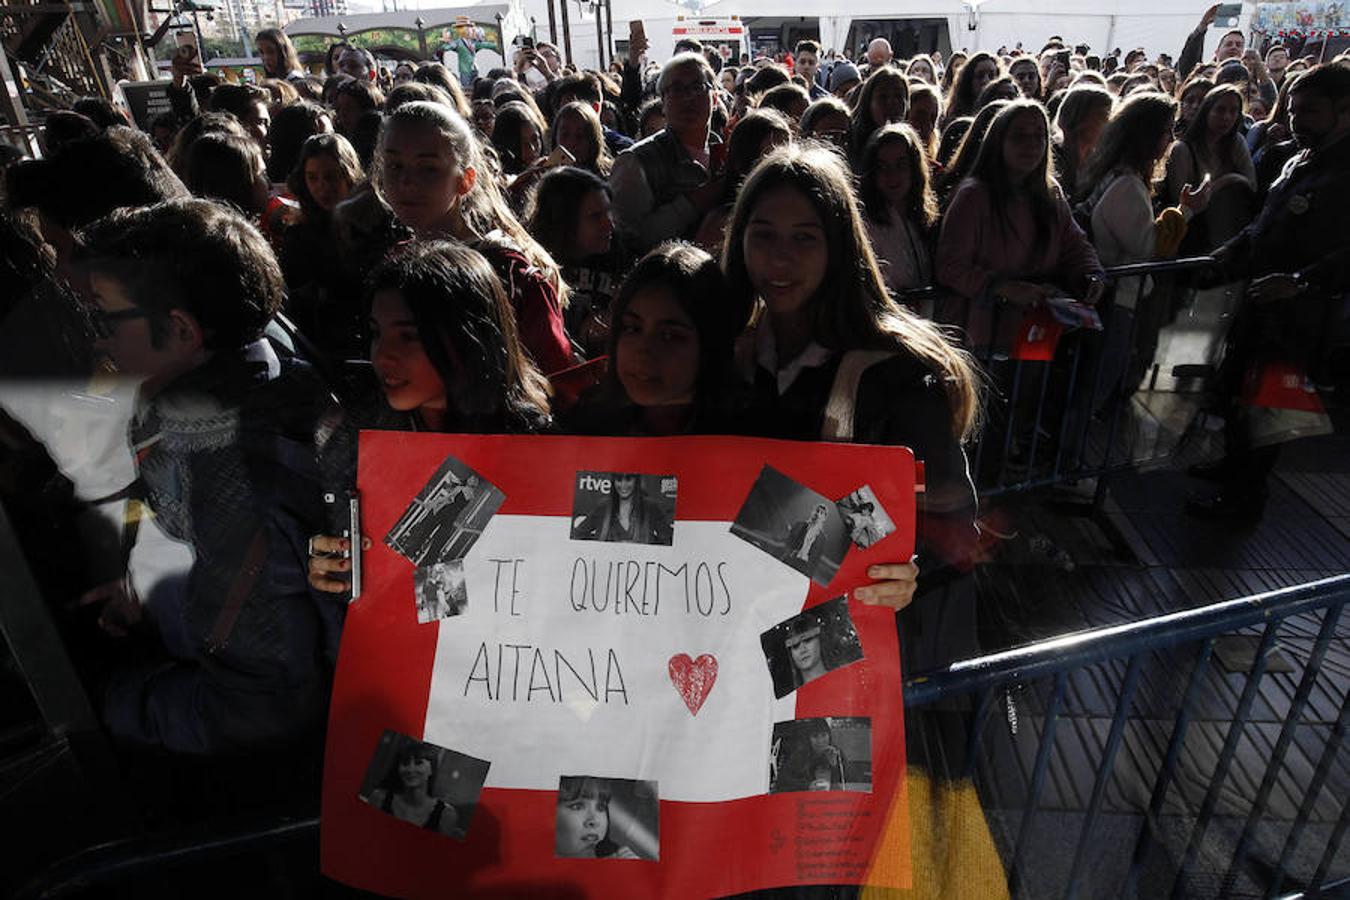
721, 145, 980, 439
1180, 83, 1245, 172
859, 123, 938, 230
368, 241, 551, 430
255, 27, 301, 78
970, 100, 1058, 239
945, 51, 1002, 122
848, 65, 910, 164
549, 101, 613, 177
936, 99, 1009, 202
1080, 91, 1176, 193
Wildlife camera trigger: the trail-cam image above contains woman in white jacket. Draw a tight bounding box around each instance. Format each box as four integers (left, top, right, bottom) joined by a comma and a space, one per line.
1079, 92, 1210, 403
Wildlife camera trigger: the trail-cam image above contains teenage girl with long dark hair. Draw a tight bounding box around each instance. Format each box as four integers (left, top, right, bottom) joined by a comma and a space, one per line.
722, 142, 1006, 897
306, 241, 551, 592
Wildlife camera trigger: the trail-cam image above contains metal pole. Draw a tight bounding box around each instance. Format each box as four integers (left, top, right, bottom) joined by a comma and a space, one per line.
594, 2, 604, 69
604, 0, 613, 68
559, 0, 572, 66
546, 0, 557, 46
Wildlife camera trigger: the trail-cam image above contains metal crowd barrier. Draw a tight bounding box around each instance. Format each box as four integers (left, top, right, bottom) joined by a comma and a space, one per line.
905, 573, 1350, 900
20, 575, 1347, 898
902, 257, 1226, 502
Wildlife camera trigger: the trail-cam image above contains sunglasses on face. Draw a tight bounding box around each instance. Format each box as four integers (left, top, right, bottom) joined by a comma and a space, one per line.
88, 306, 152, 339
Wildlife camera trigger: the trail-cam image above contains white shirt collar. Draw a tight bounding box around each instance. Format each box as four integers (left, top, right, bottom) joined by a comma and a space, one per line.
754, 325, 834, 395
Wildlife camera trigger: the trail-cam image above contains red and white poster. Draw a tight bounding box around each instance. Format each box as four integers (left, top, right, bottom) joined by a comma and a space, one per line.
321, 434, 915, 898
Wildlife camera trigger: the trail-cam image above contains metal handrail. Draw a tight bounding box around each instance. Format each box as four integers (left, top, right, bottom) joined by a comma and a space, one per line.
904, 572, 1350, 706
1099, 255, 1216, 279
897, 255, 1219, 306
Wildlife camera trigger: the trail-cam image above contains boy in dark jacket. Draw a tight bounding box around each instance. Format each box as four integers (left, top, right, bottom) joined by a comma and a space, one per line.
74, 198, 335, 753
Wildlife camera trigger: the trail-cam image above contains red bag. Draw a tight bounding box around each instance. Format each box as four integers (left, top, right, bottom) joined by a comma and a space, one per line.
1240, 361, 1325, 413
1009, 307, 1065, 361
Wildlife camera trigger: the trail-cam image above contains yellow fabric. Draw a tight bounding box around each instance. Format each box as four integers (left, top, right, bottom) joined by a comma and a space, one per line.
862, 771, 1010, 900
1154, 207, 1188, 258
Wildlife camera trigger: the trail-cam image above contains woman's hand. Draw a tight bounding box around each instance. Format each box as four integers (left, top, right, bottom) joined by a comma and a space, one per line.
307, 533, 372, 594
853, 559, 919, 611
627, 32, 650, 68
611, 846, 641, 860
1179, 179, 1212, 213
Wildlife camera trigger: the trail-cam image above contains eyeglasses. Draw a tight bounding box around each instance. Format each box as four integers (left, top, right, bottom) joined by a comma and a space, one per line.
88, 306, 152, 339
662, 79, 711, 99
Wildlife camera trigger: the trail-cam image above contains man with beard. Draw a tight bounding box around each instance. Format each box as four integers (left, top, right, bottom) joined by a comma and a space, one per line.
1188, 62, 1350, 518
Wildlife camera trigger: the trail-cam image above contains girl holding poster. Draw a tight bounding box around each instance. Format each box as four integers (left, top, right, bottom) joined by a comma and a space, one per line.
306, 241, 550, 593
723, 144, 981, 629
722, 145, 1009, 898
567, 240, 923, 608
566, 241, 752, 438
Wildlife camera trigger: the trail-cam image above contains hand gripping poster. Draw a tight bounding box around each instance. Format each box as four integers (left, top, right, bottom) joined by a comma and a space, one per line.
322, 433, 915, 898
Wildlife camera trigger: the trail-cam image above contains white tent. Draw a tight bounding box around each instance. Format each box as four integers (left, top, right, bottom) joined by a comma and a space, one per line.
521, 0, 1247, 71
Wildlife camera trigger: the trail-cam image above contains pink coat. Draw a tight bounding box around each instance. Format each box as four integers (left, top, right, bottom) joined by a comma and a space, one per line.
936, 178, 1103, 351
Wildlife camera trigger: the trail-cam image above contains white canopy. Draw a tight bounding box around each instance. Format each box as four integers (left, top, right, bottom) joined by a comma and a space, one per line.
523, 0, 1244, 69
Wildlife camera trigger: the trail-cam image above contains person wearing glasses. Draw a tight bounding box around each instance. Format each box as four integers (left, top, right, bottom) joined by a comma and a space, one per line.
609, 52, 729, 254
69, 197, 335, 755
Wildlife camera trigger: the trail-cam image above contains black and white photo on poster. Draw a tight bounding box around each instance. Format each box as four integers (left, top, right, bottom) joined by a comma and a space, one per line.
835, 484, 897, 550
384, 454, 505, 566
570, 471, 676, 546
759, 596, 864, 699
554, 775, 660, 860
768, 717, 872, 794
357, 730, 491, 840
729, 465, 851, 586
413, 561, 468, 623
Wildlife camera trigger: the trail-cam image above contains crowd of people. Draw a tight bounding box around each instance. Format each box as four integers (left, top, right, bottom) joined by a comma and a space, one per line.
0, 5, 1346, 844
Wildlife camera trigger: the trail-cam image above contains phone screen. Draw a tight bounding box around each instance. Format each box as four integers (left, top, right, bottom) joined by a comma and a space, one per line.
174, 29, 199, 61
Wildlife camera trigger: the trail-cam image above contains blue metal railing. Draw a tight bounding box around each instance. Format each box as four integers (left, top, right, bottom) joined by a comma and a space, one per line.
905, 573, 1350, 900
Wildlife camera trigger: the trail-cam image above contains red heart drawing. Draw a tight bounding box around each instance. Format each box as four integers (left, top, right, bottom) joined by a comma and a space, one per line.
668, 653, 718, 716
